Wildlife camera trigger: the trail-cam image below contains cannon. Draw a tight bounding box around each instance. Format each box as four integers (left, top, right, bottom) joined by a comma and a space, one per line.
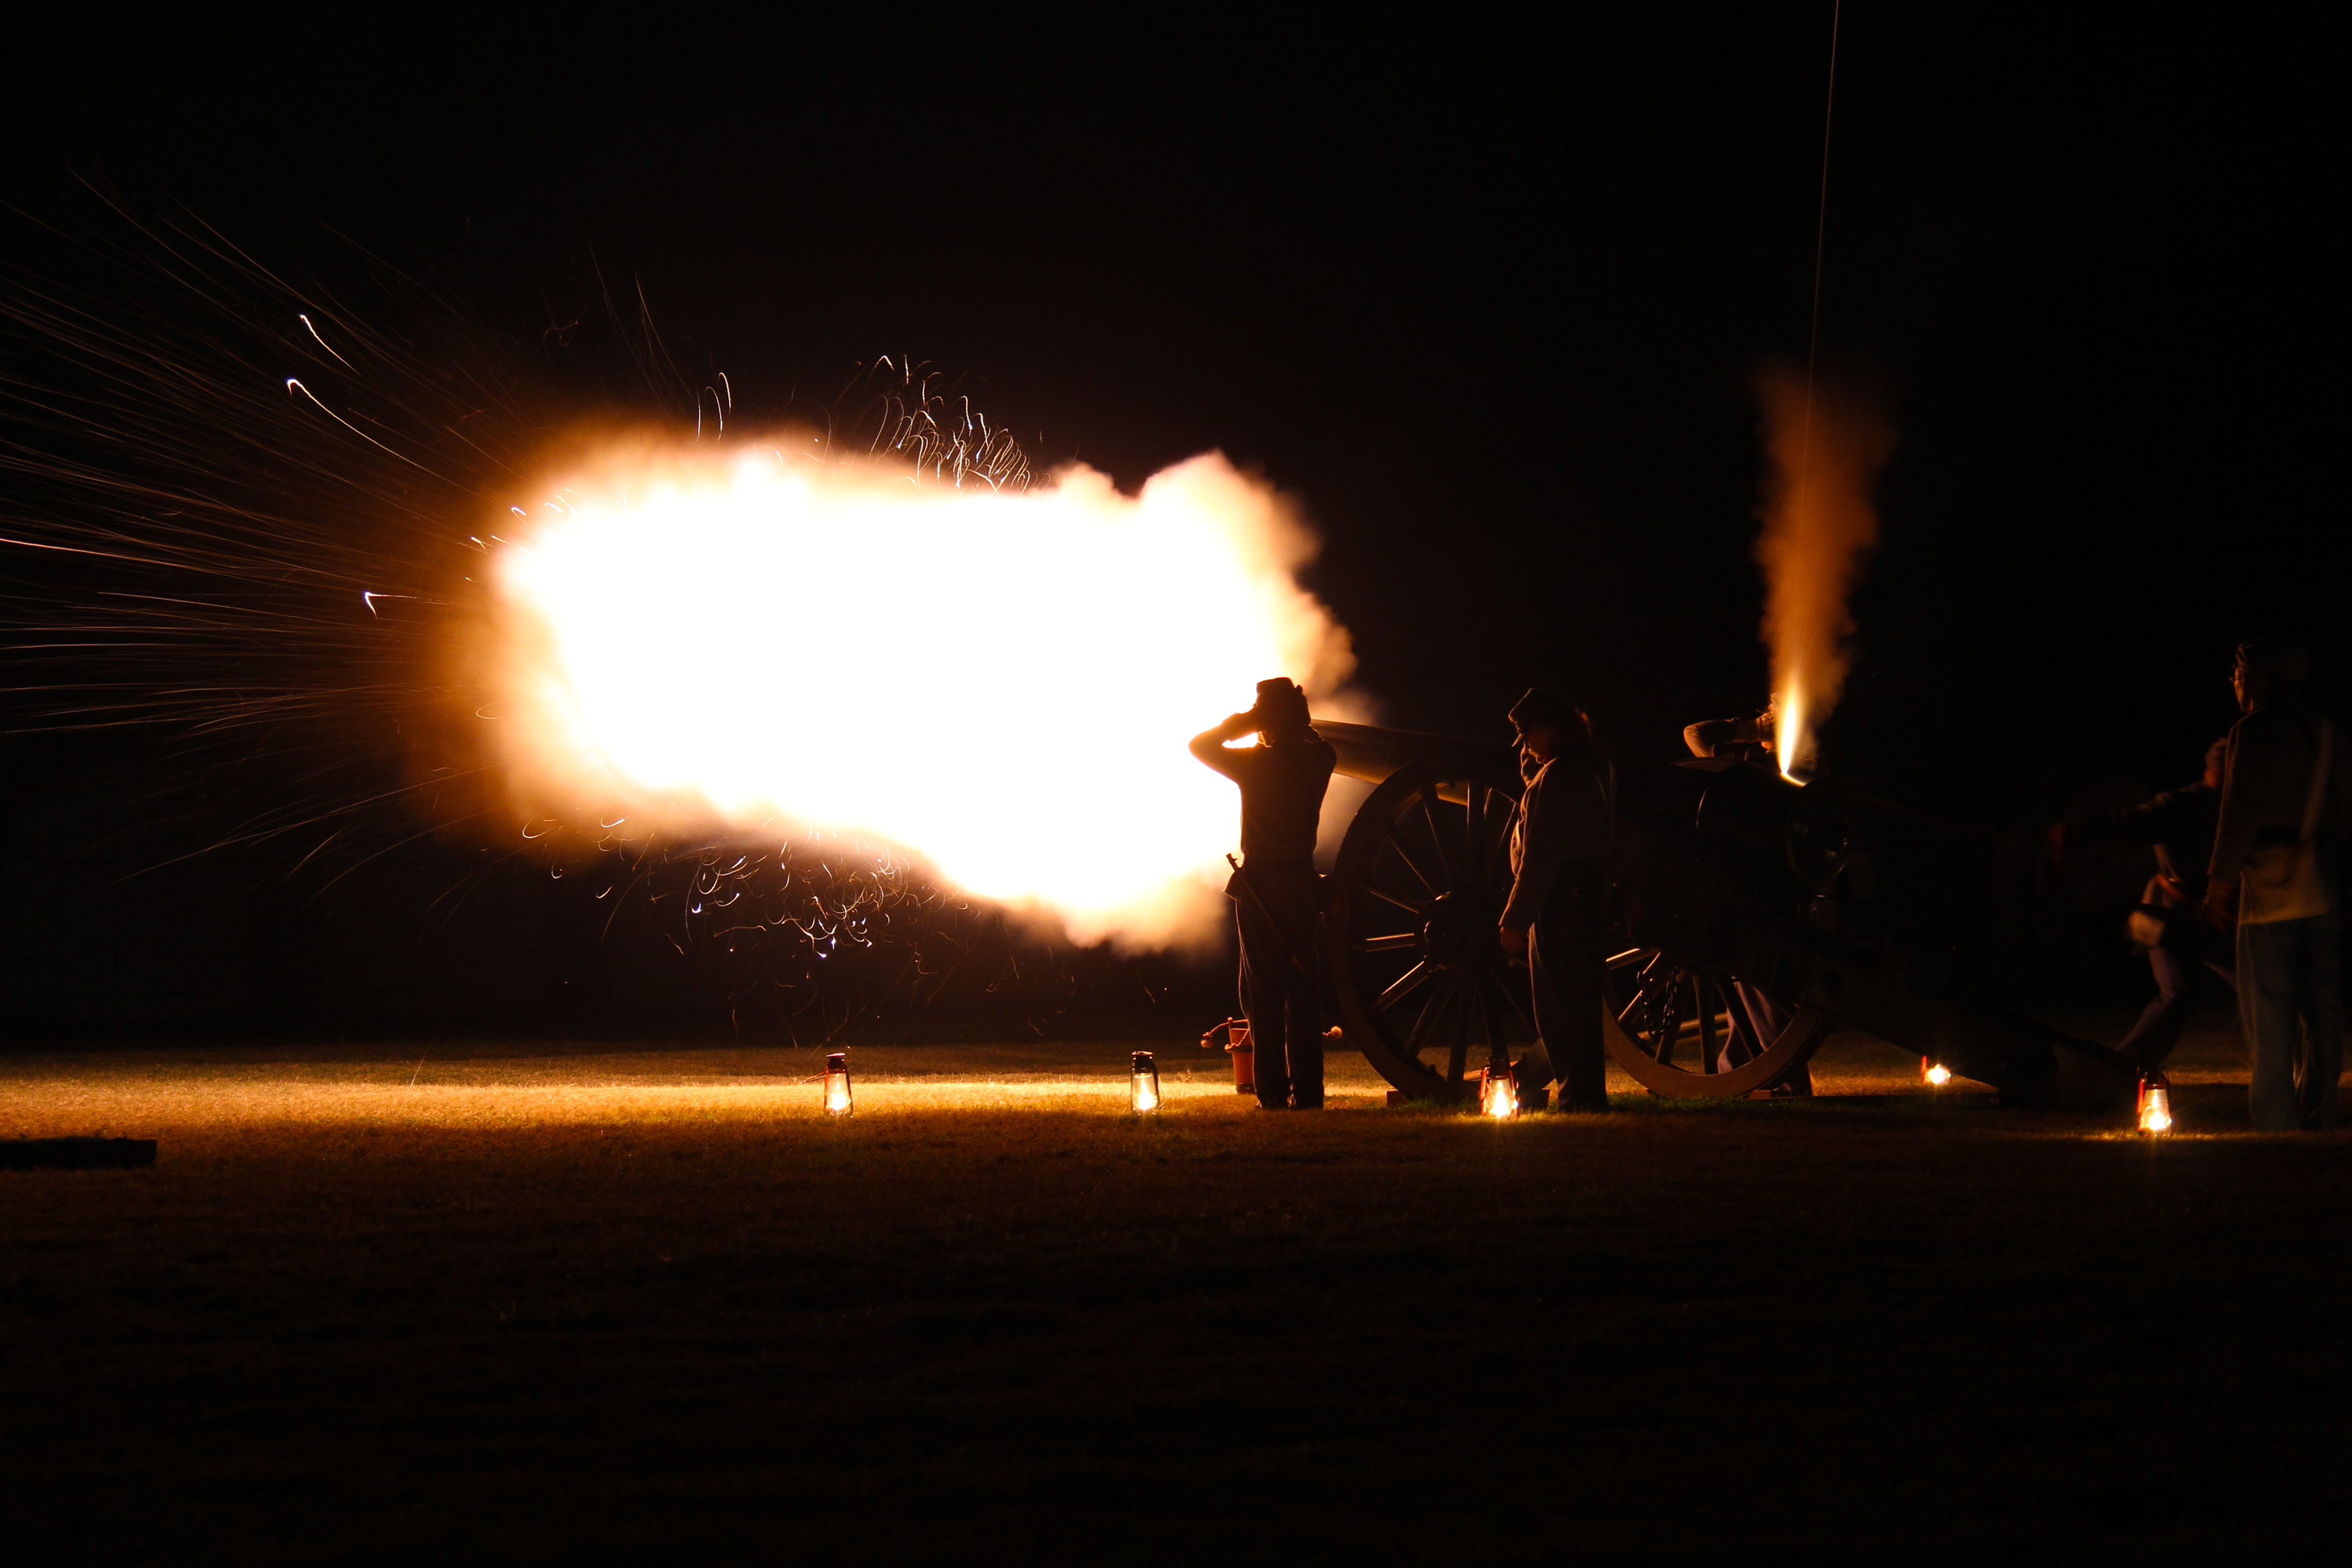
1311, 719, 2140, 1112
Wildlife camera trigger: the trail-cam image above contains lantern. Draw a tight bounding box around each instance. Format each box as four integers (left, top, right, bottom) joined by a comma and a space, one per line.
2136, 1071, 2172, 1135
824, 1051, 853, 1116
1131, 1051, 1161, 1113
1922, 1058, 1951, 1087
1478, 1064, 1518, 1119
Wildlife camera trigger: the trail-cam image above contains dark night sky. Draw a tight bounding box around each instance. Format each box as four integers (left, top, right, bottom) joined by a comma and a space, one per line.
2, 9, 2341, 1023
12, 12, 2339, 771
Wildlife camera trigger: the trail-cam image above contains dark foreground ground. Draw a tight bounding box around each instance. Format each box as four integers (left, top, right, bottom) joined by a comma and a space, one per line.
3, 1012, 2347, 1563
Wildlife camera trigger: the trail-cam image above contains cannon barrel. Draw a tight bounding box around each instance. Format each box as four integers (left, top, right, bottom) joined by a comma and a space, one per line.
1314, 719, 1511, 792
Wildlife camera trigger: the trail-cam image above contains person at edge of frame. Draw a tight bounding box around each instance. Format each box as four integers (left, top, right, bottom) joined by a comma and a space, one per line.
2201, 638, 2348, 1131
1498, 688, 1617, 1112
1682, 695, 1814, 1096
1191, 678, 1338, 1110
2053, 737, 2238, 1071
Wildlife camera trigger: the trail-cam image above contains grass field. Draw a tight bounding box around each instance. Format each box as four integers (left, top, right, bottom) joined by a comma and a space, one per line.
4, 1010, 2347, 1563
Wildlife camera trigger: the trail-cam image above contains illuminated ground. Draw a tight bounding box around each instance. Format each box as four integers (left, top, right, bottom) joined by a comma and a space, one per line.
4, 1011, 2345, 1561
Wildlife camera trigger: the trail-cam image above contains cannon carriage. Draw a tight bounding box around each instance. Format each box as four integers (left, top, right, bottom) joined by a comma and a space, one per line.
1311, 719, 2139, 1113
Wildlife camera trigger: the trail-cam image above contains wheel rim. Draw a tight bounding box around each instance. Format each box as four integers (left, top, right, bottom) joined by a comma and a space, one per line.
1598, 946, 1829, 1098
1326, 755, 1533, 1102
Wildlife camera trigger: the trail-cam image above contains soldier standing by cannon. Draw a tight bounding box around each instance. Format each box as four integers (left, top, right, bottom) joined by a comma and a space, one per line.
1498, 690, 1616, 1112
2204, 639, 2347, 1131
1681, 697, 1813, 1094
1192, 679, 1338, 1110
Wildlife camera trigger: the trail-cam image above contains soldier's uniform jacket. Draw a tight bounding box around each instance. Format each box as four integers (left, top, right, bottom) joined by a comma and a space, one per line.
1504, 744, 1615, 932
2211, 696, 2348, 924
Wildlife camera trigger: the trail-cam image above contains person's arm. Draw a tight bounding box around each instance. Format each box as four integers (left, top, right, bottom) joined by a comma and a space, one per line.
2058, 786, 2195, 881
2149, 787, 2218, 897
1189, 712, 1259, 782
1500, 768, 1563, 931
2088, 786, 2208, 845
2082, 798, 2157, 844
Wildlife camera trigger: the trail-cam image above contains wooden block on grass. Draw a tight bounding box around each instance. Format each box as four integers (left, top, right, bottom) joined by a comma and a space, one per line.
3, 1137, 158, 1171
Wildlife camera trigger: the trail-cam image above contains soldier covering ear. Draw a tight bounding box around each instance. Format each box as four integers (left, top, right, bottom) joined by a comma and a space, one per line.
1192, 679, 1338, 1110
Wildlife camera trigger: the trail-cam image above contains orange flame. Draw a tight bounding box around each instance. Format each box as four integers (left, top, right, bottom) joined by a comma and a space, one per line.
473, 439, 1356, 947
1754, 372, 1895, 780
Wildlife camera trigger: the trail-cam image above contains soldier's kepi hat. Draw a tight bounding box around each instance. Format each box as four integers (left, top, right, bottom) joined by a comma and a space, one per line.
1508, 688, 1585, 738
1252, 677, 1310, 725
2235, 638, 2310, 684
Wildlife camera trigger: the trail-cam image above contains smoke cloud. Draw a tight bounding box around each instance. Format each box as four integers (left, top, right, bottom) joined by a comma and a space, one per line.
1753, 369, 1896, 778
466, 440, 1359, 949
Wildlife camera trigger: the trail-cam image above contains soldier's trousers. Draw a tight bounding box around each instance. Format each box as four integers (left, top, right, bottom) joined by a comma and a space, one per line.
1528, 918, 1607, 1112
2118, 945, 2230, 1070
2238, 911, 2343, 1131
1237, 889, 1323, 1110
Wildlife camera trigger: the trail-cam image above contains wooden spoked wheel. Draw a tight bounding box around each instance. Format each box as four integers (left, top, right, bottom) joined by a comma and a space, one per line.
1325, 755, 1534, 1104
1599, 946, 1831, 1098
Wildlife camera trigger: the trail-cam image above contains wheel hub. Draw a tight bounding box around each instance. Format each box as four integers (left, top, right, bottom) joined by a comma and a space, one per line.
1418, 890, 1490, 971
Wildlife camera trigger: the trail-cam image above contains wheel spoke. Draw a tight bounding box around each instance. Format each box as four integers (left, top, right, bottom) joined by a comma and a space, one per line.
1363, 879, 1425, 915
1446, 985, 1471, 1084
1354, 932, 1420, 954
1417, 791, 1456, 891
1463, 784, 1483, 899
1477, 961, 1537, 1033
1648, 970, 1688, 1065
1697, 979, 1722, 1073
1403, 981, 1449, 1058
1723, 983, 1764, 1067
1383, 821, 1444, 896
1376, 960, 1437, 1011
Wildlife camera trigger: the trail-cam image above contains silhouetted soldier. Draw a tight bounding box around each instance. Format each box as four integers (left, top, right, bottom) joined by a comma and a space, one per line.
1192, 678, 1338, 1110
1682, 696, 1811, 1092
2203, 639, 2347, 1131
1498, 689, 1615, 1112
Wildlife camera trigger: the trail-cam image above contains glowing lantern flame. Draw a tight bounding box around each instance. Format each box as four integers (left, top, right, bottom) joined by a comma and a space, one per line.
824, 1051, 854, 1116
1922, 1059, 1951, 1087
1479, 1066, 1518, 1120
482, 445, 1353, 947
1131, 1051, 1161, 1114
2138, 1073, 2172, 1135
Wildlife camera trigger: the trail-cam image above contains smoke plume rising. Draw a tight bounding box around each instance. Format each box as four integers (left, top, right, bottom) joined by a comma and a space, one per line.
1753, 369, 1896, 779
